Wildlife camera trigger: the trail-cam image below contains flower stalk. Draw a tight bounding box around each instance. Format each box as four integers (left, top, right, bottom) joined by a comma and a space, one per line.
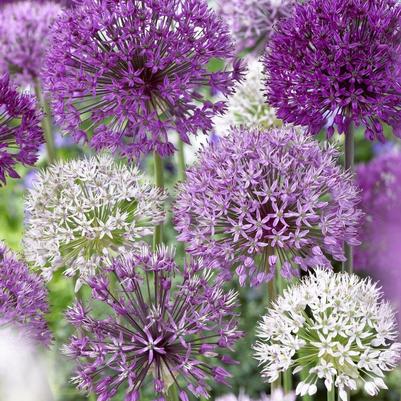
343, 126, 354, 273
33, 79, 56, 163
153, 151, 164, 249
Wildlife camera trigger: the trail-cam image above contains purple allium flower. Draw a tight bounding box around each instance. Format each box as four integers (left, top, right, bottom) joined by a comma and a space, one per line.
0, 242, 51, 345
174, 127, 362, 286
64, 246, 241, 401
355, 151, 401, 327
218, 0, 294, 54
0, 74, 43, 184
0, 1, 62, 86
265, 0, 401, 141
43, 0, 244, 158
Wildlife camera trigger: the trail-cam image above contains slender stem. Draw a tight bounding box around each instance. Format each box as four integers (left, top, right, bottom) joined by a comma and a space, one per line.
342, 126, 354, 274
283, 370, 292, 394
153, 151, 164, 250
328, 388, 335, 401
177, 139, 186, 182
33, 79, 57, 163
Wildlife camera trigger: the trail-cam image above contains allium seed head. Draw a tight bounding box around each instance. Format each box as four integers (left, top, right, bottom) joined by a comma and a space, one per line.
0, 242, 51, 345
214, 59, 280, 136
0, 74, 43, 184
0, 1, 62, 86
254, 268, 401, 401
43, 0, 244, 157
174, 127, 362, 286
64, 246, 241, 401
218, 0, 294, 53
23, 154, 166, 290
265, 0, 401, 141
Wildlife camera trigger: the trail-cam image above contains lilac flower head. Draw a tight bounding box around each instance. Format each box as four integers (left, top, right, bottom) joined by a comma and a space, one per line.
355, 151, 401, 326
64, 246, 241, 401
0, 1, 62, 86
265, 0, 401, 140
218, 0, 294, 54
174, 127, 362, 286
0, 242, 51, 345
0, 74, 43, 184
43, 0, 244, 158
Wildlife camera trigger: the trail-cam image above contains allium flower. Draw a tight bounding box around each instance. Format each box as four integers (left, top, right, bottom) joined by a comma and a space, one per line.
355, 151, 401, 327
216, 389, 295, 401
0, 242, 51, 345
43, 0, 244, 158
265, 0, 401, 140
23, 153, 166, 290
0, 74, 43, 184
214, 59, 280, 136
254, 268, 401, 401
64, 246, 241, 401
0, 1, 62, 86
218, 0, 294, 53
174, 127, 362, 286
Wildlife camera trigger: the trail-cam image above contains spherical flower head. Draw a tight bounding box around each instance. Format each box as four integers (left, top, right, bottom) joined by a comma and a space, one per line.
23, 153, 166, 290
265, 0, 401, 141
0, 74, 43, 184
64, 246, 241, 401
0, 242, 51, 345
174, 126, 362, 286
214, 59, 280, 136
0, 1, 62, 86
43, 0, 244, 158
218, 0, 294, 54
254, 268, 401, 401
355, 151, 401, 325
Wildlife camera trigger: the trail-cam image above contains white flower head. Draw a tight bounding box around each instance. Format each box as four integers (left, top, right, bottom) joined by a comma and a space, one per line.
214, 59, 280, 136
23, 153, 166, 290
254, 268, 401, 400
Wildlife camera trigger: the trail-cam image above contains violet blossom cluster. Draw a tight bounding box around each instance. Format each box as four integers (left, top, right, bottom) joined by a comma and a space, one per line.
0, 242, 51, 345
218, 0, 294, 54
43, 0, 244, 158
0, 1, 62, 86
265, 0, 401, 140
0, 74, 43, 184
174, 126, 362, 286
64, 246, 241, 401
355, 150, 401, 325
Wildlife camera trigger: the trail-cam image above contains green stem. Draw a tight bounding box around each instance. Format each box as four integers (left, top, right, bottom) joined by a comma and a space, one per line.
153, 151, 164, 250
33, 79, 56, 163
283, 370, 292, 394
328, 388, 335, 401
342, 126, 354, 274
177, 139, 186, 182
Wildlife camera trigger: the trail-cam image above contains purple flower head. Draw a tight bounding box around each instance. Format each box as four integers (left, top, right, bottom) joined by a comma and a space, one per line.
0, 242, 51, 345
43, 0, 244, 158
64, 245, 241, 401
0, 74, 43, 184
355, 151, 401, 326
265, 0, 401, 141
174, 126, 362, 286
218, 0, 294, 54
0, 1, 62, 86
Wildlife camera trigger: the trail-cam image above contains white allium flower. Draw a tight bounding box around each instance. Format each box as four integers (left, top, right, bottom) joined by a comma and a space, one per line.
254, 268, 401, 401
216, 389, 295, 401
214, 59, 280, 136
24, 153, 166, 290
